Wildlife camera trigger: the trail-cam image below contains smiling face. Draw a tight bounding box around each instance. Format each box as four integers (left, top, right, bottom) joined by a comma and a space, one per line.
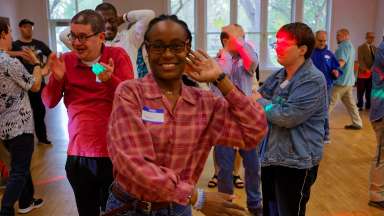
145, 20, 190, 82
97, 9, 118, 41
70, 23, 104, 61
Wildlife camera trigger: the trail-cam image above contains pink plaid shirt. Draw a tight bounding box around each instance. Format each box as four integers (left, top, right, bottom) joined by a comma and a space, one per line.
107, 74, 267, 205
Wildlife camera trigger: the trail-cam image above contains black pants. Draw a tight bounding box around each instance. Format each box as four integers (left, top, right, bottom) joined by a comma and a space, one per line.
0, 134, 35, 216
65, 156, 113, 216
261, 165, 319, 216
356, 78, 372, 109
28, 85, 48, 142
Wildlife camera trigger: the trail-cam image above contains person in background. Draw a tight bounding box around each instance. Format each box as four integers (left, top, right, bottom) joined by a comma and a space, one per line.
368, 36, 384, 210
0, 19, 49, 215
357, 32, 376, 111
9, 19, 52, 145
310, 30, 341, 144
329, 28, 363, 130
253, 22, 327, 216
105, 14, 267, 216
60, 2, 154, 78
42, 10, 133, 216
210, 23, 262, 216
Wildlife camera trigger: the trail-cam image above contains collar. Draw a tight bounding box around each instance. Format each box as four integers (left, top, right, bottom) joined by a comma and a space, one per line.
142, 74, 197, 105
274, 58, 313, 82
75, 44, 106, 68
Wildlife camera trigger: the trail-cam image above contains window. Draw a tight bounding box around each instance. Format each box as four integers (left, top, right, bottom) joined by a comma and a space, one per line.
47, 0, 102, 51
237, 0, 261, 55
206, 0, 230, 56
267, 0, 293, 67
303, 0, 328, 32
171, 0, 333, 70
169, 0, 196, 49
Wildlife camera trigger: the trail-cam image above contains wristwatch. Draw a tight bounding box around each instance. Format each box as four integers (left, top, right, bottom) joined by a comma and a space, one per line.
212, 73, 226, 86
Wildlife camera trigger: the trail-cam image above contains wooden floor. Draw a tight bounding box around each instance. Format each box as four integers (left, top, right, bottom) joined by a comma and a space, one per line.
1, 95, 383, 215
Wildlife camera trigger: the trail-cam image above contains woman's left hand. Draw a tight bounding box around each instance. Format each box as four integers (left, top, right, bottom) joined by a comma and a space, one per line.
185, 49, 223, 83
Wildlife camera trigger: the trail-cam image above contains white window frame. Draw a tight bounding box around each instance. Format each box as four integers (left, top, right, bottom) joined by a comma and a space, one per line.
47, 0, 102, 52
168, 0, 332, 72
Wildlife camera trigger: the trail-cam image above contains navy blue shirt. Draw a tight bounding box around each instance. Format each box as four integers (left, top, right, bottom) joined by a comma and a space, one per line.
311, 47, 341, 87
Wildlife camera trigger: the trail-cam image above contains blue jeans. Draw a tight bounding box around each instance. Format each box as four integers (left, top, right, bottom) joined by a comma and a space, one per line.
105, 186, 192, 216
215, 145, 262, 209
324, 86, 332, 140
0, 134, 35, 216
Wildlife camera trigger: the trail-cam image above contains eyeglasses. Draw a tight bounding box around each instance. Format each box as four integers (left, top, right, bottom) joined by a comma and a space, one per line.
68, 32, 99, 43
270, 41, 297, 49
145, 41, 189, 54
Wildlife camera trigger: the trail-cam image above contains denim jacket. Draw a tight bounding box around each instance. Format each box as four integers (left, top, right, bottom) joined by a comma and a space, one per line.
258, 59, 327, 169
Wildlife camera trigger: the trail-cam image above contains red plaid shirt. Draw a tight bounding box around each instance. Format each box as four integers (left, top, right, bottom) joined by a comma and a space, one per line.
107, 74, 267, 204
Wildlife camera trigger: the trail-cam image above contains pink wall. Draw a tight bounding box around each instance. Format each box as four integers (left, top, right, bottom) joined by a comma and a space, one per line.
330, 0, 378, 53
17, 0, 50, 44
0, 0, 20, 39
374, 0, 384, 42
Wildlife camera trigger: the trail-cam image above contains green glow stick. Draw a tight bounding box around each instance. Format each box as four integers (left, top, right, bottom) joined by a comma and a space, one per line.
92, 63, 105, 75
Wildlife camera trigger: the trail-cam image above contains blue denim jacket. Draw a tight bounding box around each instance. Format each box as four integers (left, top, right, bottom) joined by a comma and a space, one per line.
258, 59, 327, 169
370, 40, 384, 122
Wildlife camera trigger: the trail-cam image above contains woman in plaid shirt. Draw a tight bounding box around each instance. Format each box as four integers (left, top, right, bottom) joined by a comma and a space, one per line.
105, 15, 267, 216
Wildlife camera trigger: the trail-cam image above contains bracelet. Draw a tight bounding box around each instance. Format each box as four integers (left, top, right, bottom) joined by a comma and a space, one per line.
212, 73, 226, 86
193, 188, 206, 211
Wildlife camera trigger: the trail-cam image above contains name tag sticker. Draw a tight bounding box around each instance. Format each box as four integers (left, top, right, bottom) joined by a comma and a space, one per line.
142, 106, 164, 124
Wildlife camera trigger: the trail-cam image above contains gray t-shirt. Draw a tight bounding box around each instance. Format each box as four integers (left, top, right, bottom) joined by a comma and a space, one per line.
0, 51, 35, 140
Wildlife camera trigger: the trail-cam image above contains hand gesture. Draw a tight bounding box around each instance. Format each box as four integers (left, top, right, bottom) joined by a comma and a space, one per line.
200, 192, 247, 216
23, 48, 40, 65
331, 69, 339, 78
48, 53, 66, 81
185, 50, 223, 83
98, 58, 114, 82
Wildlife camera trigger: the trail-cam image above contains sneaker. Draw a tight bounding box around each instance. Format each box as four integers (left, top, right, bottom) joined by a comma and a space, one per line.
368, 200, 384, 210
324, 138, 331, 144
344, 124, 362, 130
18, 198, 44, 214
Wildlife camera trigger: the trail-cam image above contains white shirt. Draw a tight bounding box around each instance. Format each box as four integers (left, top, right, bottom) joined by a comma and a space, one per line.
60, 10, 155, 78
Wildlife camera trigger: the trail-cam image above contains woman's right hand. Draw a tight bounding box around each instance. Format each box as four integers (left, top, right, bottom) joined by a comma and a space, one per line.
48, 53, 66, 80
200, 191, 248, 216
23, 48, 40, 65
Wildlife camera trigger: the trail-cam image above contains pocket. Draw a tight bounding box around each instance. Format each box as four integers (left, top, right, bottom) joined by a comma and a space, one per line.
171, 204, 191, 216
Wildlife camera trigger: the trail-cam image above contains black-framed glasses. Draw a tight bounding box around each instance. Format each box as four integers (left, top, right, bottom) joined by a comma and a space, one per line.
145, 40, 189, 54
68, 32, 99, 43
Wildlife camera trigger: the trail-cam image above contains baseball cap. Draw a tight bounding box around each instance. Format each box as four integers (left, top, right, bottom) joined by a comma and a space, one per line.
18, 19, 34, 27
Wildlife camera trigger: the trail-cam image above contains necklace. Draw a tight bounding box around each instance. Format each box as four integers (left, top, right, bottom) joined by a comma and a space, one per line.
163, 90, 173, 95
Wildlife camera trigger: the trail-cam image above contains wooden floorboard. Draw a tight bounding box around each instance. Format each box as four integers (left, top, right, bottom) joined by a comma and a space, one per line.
1, 96, 383, 215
